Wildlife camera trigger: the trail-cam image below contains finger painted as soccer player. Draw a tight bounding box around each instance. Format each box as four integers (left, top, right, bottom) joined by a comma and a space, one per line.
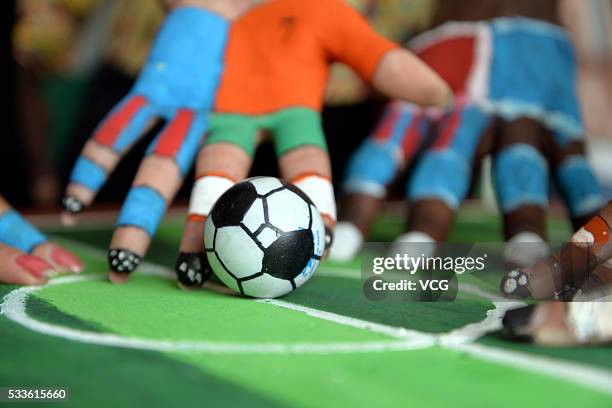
0, 197, 82, 276
496, 125, 604, 270
501, 287, 612, 346
400, 101, 494, 256
501, 201, 612, 300
550, 138, 604, 231
62, 6, 228, 227
176, 0, 450, 286
493, 118, 552, 269
0, 243, 51, 285
107, 108, 211, 283
330, 102, 436, 261
177, 142, 253, 289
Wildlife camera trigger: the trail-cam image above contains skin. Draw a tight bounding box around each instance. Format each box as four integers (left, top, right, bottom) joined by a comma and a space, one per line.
108, 155, 183, 283
338, 0, 587, 247
503, 203, 612, 344
523, 302, 577, 346
335, 114, 496, 246
63, 0, 450, 284
175, 49, 450, 275
548, 139, 600, 230
64, 0, 264, 283
435, 0, 597, 237
0, 196, 82, 285
496, 118, 549, 241
338, 194, 384, 238
414, 1, 565, 245
372, 50, 452, 110
509, 291, 612, 346
178, 142, 252, 256
406, 121, 497, 243
508, 202, 612, 299
177, 144, 335, 262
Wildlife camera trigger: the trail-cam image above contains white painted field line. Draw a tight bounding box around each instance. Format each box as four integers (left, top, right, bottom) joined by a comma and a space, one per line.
52, 240, 431, 342
258, 298, 433, 342
1, 274, 432, 354
438, 283, 526, 345
19, 239, 612, 394
449, 342, 612, 396
293, 264, 612, 395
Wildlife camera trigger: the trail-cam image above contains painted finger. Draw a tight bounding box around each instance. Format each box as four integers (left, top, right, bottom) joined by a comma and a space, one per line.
503, 291, 612, 346
320, 0, 450, 108
0, 243, 51, 285
0, 209, 47, 254
108, 111, 208, 283
31, 242, 83, 274
501, 203, 612, 299
373, 49, 452, 108
279, 146, 335, 251
177, 143, 252, 289
63, 94, 157, 223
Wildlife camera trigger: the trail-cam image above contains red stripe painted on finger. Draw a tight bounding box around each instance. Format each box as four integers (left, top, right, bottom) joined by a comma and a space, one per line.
401, 113, 424, 161
154, 109, 195, 157
433, 106, 462, 150
373, 106, 401, 142
94, 95, 148, 146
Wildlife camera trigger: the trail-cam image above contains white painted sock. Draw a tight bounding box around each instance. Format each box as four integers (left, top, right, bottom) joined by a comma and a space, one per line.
328, 222, 363, 262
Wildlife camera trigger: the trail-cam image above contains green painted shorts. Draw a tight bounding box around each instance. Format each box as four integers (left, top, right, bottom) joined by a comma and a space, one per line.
205, 107, 327, 157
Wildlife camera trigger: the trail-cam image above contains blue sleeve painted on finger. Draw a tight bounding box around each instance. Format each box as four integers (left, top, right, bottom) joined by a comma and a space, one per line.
69, 156, 107, 192
556, 155, 604, 217
342, 140, 401, 198
116, 186, 167, 237
0, 210, 47, 253
408, 149, 470, 210
494, 143, 549, 212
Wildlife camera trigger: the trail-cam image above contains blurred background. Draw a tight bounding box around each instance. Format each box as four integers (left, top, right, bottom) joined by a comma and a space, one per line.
1, 0, 611, 210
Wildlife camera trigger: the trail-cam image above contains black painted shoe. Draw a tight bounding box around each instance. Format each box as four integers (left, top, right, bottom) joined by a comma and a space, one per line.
108, 248, 141, 274
501, 305, 536, 342
62, 196, 85, 215
500, 269, 532, 299
175, 252, 212, 288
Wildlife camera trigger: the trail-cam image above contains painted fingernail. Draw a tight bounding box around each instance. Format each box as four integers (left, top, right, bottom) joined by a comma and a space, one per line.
51, 247, 83, 273
16, 255, 53, 278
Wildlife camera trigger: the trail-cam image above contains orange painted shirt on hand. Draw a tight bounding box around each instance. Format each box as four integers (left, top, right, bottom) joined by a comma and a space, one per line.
215, 0, 398, 115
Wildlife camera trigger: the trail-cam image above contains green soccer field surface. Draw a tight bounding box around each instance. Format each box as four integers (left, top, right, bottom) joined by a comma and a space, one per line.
1, 207, 611, 407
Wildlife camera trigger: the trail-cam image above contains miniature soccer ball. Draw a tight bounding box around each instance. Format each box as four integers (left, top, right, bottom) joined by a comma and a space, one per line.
204, 177, 325, 298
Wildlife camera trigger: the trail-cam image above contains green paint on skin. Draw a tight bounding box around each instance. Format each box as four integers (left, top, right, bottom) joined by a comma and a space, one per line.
174, 347, 612, 408
35, 274, 391, 343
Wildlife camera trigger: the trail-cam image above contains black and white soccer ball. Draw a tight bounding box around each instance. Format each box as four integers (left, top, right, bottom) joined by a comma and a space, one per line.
204, 177, 325, 298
